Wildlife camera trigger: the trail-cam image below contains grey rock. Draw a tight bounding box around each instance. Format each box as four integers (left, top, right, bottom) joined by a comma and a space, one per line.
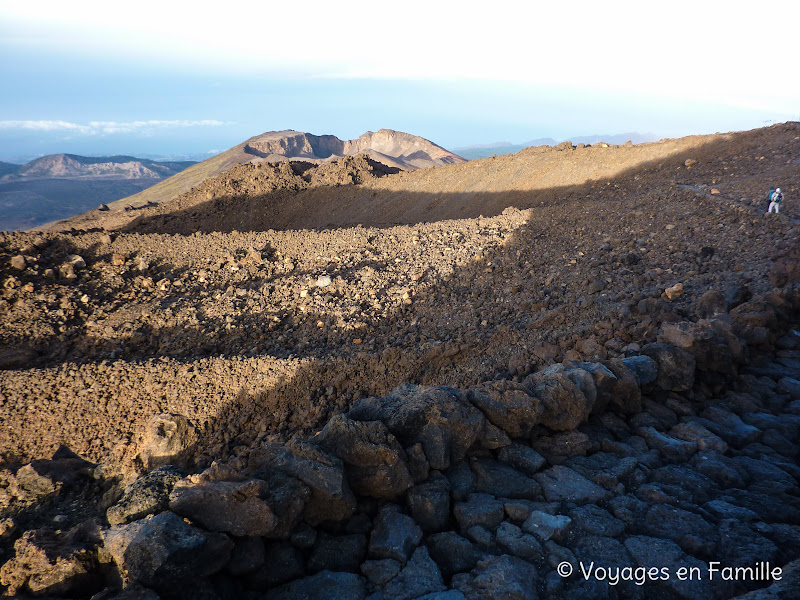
471, 458, 541, 500
534, 465, 609, 503
452, 554, 538, 600
265, 571, 367, 600
691, 450, 747, 489
621, 355, 658, 385
703, 500, 760, 522
568, 505, 625, 537
777, 377, 800, 399
426, 531, 483, 579
637, 426, 698, 462
407, 474, 451, 533
360, 558, 402, 586
380, 546, 446, 600
718, 519, 779, 568
107, 465, 185, 526
169, 478, 278, 537
290, 522, 317, 549
641, 343, 696, 391
532, 431, 591, 464
251, 440, 356, 525
495, 521, 544, 563
314, 414, 412, 500
467, 380, 542, 438
521, 511, 572, 542
523, 366, 595, 430
698, 407, 762, 448
446, 461, 476, 503
624, 535, 714, 600
642, 505, 717, 557
728, 558, 800, 599
307, 532, 366, 572
368, 505, 422, 563
465, 525, 495, 550
102, 511, 233, 590
497, 444, 546, 477
349, 384, 486, 470
454, 493, 505, 531
670, 421, 729, 453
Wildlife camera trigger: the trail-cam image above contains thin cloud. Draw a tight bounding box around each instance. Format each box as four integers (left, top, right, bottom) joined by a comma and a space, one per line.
0, 119, 229, 135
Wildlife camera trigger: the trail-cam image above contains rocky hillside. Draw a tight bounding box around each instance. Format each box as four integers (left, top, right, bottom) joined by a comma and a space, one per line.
0, 123, 799, 599
81, 129, 465, 222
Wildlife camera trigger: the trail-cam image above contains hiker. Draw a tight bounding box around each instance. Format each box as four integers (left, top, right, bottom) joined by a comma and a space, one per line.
767, 187, 783, 214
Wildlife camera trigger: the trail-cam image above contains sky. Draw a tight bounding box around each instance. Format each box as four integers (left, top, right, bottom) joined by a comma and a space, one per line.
1, 1, 798, 162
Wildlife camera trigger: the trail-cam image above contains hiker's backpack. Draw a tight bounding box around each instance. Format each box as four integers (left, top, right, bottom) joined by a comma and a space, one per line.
775, 192, 783, 204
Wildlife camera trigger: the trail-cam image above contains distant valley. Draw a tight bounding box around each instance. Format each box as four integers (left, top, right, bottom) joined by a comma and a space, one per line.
0, 154, 195, 231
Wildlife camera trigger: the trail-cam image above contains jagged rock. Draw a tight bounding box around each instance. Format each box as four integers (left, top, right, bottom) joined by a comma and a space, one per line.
169, 478, 278, 537
290, 522, 317, 549
361, 558, 403, 586
495, 521, 544, 563
379, 546, 446, 600
621, 355, 658, 386
523, 365, 597, 430
521, 510, 572, 542
470, 458, 541, 500
406, 443, 431, 483
642, 504, 717, 557
729, 557, 800, 599
307, 532, 366, 572
568, 505, 626, 537
250, 440, 356, 525
102, 511, 233, 590
637, 426, 699, 462
264, 570, 367, 600
691, 450, 747, 488
534, 466, 609, 504
426, 531, 484, 579
572, 362, 618, 413
13, 450, 94, 501
314, 413, 412, 499
138, 413, 197, 470
600, 359, 643, 413
777, 376, 800, 399
659, 320, 740, 375
649, 465, 720, 505
624, 535, 714, 599
348, 384, 486, 470
669, 421, 729, 453
451, 554, 539, 600
0, 525, 101, 597
464, 525, 494, 550
497, 444, 546, 477
466, 380, 542, 438
641, 343, 696, 391
454, 493, 505, 531
407, 473, 451, 532
107, 465, 185, 526
718, 519, 779, 568
368, 504, 422, 563
446, 461, 476, 502
698, 407, 762, 448
532, 431, 591, 464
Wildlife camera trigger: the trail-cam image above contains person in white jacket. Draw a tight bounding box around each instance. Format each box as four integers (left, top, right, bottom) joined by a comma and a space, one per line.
768, 187, 783, 214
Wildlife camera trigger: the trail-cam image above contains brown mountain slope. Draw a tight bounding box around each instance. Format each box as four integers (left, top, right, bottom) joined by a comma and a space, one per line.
105, 124, 799, 235
50, 129, 464, 230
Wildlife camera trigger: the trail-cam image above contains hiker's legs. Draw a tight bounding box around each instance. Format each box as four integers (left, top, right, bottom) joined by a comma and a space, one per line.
768, 201, 778, 213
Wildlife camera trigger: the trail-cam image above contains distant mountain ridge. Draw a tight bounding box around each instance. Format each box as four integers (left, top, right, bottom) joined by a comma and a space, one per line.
4, 154, 194, 180
455, 132, 658, 160
104, 129, 465, 214
0, 154, 196, 231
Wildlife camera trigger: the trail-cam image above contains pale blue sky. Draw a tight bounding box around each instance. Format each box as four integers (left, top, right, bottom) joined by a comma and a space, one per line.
1, 1, 797, 162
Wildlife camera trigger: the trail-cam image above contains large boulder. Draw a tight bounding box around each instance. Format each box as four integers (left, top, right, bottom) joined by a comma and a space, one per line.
107, 465, 185, 526
314, 413, 412, 499
659, 320, 742, 375
641, 343, 696, 392
522, 366, 596, 431
102, 511, 233, 590
451, 554, 538, 600
249, 440, 356, 525
369, 504, 423, 563
348, 384, 486, 471
138, 413, 197, 470
466, 380, 543, 438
